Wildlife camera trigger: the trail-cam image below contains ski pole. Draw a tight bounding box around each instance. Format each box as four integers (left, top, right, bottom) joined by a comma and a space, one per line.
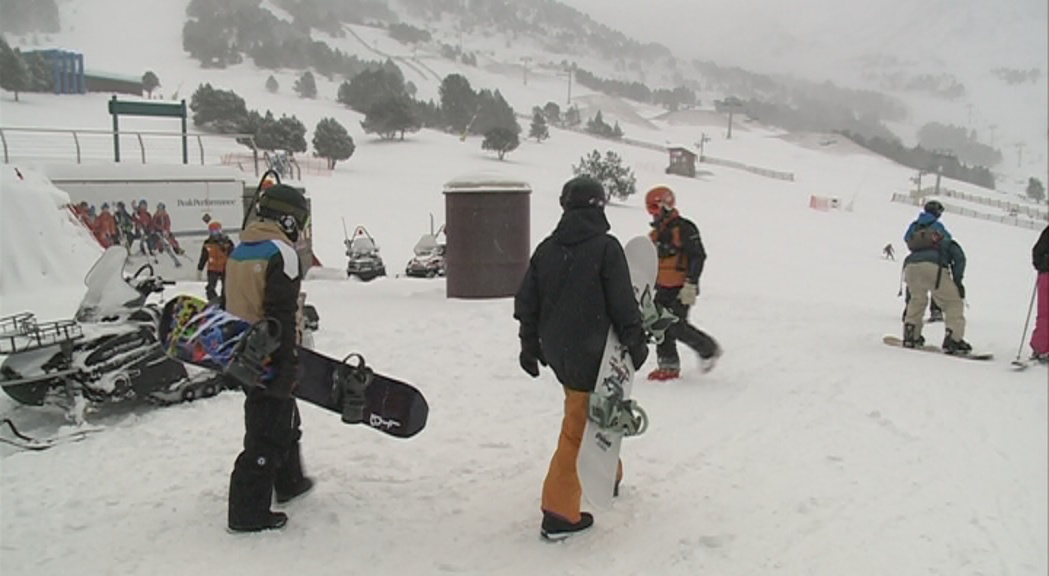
1014, 278, 1038, 365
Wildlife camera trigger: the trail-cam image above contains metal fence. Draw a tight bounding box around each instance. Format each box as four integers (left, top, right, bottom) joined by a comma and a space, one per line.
890, 192, 1045, 231
0, 126, 260, 175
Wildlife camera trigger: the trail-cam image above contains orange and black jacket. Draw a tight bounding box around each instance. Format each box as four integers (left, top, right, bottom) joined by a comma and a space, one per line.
221, 221, 301, 398
198, 235, 235, 273
649, 211, 706, 289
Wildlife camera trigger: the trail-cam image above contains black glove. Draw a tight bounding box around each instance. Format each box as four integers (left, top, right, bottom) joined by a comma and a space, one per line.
519, 338, 546, 379
628, 341, 649, 371
955, 281, 965, 300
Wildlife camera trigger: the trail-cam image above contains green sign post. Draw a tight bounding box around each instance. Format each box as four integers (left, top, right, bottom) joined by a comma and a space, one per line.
107, 96, 189, 163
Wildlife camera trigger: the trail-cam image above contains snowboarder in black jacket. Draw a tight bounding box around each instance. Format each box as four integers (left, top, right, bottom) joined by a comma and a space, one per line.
514, 175, 648, 541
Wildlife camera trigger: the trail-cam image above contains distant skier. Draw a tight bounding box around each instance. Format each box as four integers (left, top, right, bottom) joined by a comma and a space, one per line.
92, 203, 118, 248
883, 243, 895, 261
225, 184, 314, 533
151, 202, 184, 255
513, 176, 648, 541
197, 221, 234, 303
1031, 224, 1049, 362
901, 200, 972, 354
644, 185, 721, 379
134, 200, 155, 257
114, 201, 136, 249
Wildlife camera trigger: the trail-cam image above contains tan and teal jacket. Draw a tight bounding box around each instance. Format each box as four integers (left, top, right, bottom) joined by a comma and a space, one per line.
222, 220, 301, 397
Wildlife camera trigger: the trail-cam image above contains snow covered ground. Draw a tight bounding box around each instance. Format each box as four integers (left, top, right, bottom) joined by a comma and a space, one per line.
1, 3, 1047, 575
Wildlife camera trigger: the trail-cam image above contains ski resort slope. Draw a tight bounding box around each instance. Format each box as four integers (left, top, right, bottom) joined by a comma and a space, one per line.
1, 5, 1047, 576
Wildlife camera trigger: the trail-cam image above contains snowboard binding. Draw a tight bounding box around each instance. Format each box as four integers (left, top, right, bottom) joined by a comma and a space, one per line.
587, 385, 649, 437
332, 353, 371, 425
226, 318, 282, 389
638, 286, 677, 345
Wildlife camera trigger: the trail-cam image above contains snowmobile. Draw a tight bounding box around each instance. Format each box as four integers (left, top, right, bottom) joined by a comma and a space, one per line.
405, 219, 446, 279
0, 246, 225, 423
343, 223, 387, 282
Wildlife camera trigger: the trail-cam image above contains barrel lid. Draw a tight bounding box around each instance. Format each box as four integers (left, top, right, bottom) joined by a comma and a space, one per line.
443, 172, 531, 194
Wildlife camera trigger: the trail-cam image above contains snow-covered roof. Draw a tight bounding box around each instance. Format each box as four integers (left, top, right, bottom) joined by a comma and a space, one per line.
443, 172, 532, 194
442, 172, 532, 194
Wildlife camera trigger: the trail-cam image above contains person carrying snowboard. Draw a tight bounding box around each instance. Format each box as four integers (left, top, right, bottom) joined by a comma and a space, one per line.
197, 221, 235, 303
1030, 224, 1049, 362
223, 184, 314, 533
901, 200, 972, 354
514, 176, 649, 541
644, 186, 721, 380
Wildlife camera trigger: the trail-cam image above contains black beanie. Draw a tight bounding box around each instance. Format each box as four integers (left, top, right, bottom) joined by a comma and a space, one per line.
559, 176, 606, 210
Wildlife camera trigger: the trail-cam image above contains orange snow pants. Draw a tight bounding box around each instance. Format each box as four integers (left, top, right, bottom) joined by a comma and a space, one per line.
541, 387, 622, 523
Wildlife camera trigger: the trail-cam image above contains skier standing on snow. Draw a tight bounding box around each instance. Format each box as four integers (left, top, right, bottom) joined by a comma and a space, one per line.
1030, 224, 1049, 362
114, 201, 135, 249
883, 243, 895, 261
134, 200, 155, 257
513, 176, 649, 540
151, 202, 184, 255
901, 200, 972, 353
197, 221, 234, 303
92, 203, 118, 248
223, 184, 314, 533
644, 186, 721, 379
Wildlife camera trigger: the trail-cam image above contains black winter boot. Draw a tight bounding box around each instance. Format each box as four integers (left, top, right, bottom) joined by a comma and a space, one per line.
229, 511, 288, 533
541, 512, 594, 541
942, 330, 972, 355
903, 324, 924, 348
275, 477, 314, 504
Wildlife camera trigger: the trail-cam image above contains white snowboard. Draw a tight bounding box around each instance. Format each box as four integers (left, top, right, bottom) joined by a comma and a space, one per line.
577, 236, 657, 509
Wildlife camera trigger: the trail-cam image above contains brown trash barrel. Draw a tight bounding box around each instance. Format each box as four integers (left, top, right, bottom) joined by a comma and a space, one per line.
443, 175, 531, 299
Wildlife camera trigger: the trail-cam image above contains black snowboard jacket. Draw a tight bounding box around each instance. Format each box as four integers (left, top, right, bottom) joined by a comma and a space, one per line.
514, 207, 646, 392
1034, 225, 1049, 273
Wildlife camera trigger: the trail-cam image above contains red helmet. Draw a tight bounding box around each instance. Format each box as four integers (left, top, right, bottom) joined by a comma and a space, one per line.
645, 186, 675, 216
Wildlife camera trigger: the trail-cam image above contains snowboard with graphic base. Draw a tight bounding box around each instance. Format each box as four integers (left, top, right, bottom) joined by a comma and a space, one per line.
158, 295, 428, 439
882, 335, 993, 361
577, 237, 658, 510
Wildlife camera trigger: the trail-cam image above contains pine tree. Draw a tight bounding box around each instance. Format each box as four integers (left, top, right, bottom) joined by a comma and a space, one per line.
265, 75, 279, 93
1027, 177, 1046, 202
0, 39, 32, 102
312, 118, 355, 169
572, 149, 637, 201
482, 128, 520, 160
142, 71, 160, 98
294, 71, 317, 99
528, 110, 549, 142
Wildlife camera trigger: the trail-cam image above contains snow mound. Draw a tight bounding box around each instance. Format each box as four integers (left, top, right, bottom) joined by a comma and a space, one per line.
0, 166, 101, 317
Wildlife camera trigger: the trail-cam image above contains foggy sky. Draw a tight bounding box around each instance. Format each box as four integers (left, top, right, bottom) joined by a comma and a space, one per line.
559, 0, 1049, 82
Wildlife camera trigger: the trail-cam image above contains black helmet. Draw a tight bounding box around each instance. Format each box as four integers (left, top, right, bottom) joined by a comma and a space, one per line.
559, 176, 606, 210
924, 200, 944, 218
258, 184, 309, 241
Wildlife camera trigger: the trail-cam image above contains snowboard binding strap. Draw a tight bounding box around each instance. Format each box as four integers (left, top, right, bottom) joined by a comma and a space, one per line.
587, 392, 649, 437
333, 353, 371, 425
226, 318, 282, 389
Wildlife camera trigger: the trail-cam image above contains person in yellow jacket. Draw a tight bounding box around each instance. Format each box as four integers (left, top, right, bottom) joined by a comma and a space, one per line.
197, 221, 235, 302
645, 186, 721, 379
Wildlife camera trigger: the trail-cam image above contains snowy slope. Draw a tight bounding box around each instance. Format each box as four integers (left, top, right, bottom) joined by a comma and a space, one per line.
0, 3, 1047, 576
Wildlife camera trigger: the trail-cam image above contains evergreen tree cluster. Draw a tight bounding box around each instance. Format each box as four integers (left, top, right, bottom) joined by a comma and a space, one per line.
1026, 178, 1045, 203
388, 23, 431, 44
181, 0, 389, 77
585, 111, 623, 140
916, 122, 1002, 168
840, 130, 997, 190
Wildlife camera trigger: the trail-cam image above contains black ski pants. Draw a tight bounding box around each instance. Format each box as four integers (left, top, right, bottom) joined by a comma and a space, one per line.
205, 271, 224, 302
654, 286, 719, 370
228, 386, 305, 526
